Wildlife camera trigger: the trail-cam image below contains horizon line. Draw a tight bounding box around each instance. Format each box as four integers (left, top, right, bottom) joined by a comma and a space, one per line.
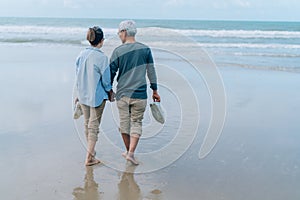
0, 16, 299, 23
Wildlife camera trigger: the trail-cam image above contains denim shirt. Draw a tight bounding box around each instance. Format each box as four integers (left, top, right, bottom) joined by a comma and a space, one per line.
76, 47, 112, 107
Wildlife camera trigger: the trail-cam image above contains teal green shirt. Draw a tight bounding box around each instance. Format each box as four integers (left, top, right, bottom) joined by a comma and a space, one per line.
110, 42, 157, 100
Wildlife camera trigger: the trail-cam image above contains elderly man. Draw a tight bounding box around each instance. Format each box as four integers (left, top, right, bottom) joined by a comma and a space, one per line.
110, 20, 160, 165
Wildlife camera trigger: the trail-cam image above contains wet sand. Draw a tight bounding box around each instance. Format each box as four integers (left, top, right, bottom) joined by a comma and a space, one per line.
0, 44, 300, 200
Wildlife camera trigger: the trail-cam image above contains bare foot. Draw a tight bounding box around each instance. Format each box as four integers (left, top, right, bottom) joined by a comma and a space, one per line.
126, 152, 139, 165
122, 151, 128, 159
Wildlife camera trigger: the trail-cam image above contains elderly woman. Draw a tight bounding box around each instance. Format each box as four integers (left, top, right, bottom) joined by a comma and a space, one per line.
75, 26, 113, 166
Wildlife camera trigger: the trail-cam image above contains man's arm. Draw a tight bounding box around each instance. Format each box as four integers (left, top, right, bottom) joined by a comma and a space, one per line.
146, 48, 160, 102
101, 57, 115, 102
108, 51, 119, 102
110, 50, 119, 85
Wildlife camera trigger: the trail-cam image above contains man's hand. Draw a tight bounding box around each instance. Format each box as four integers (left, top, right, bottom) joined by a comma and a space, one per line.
108, 90, 115, 102
152, 90, 161, 102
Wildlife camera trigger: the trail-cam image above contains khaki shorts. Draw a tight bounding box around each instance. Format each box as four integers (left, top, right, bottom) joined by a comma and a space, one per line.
117, 96, 147, 136
80, 100, 106, 142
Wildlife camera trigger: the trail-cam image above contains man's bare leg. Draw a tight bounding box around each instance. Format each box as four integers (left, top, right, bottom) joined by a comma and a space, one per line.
126, 134, 140, 165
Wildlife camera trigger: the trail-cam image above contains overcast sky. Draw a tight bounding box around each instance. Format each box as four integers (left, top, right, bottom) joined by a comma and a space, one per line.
0, 0, 299, 21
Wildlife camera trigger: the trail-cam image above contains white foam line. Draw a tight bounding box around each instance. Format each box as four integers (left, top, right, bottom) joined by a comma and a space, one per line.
176, 29, 300, 39
2, 25, 300, 39
198, 43, 300, 49
139, 27, 300, 39
0, 25, 118, 35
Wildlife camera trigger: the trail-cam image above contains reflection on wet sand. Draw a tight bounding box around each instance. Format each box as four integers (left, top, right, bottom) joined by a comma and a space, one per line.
73, 166, 101, 200
118, 164, 141, 200
118, 163, 163, 200
72, 162, 163, 200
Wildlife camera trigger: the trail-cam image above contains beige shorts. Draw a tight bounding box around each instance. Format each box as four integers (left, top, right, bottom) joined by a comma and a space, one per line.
117, 96, 147, 136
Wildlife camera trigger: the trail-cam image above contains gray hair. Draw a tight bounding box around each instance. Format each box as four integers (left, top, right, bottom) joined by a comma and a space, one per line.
119, 20, 137, 37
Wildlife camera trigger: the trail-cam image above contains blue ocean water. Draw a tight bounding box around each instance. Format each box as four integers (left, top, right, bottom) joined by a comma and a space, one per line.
1, 17, 300, 72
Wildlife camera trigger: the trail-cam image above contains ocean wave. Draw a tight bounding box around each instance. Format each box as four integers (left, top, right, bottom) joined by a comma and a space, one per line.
0, 25, 118, 45
197, 43, 300, 49
1, 25, 300, 50
0, 25, 118, 36
139, 27, 300, 39
232, 52, 300, 58
0, 38, 81, 44
1, 25, 300, 39
1, 38, 299, 50
218, 62, 300, 73
176, 29, 300, 39
144, 41, 300, 49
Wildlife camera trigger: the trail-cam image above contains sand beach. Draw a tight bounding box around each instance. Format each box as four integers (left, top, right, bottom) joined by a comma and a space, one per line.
0, 42, 299, 199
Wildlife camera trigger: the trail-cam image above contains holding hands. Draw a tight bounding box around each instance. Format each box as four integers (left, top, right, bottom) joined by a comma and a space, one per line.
108, 89, 115, 102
